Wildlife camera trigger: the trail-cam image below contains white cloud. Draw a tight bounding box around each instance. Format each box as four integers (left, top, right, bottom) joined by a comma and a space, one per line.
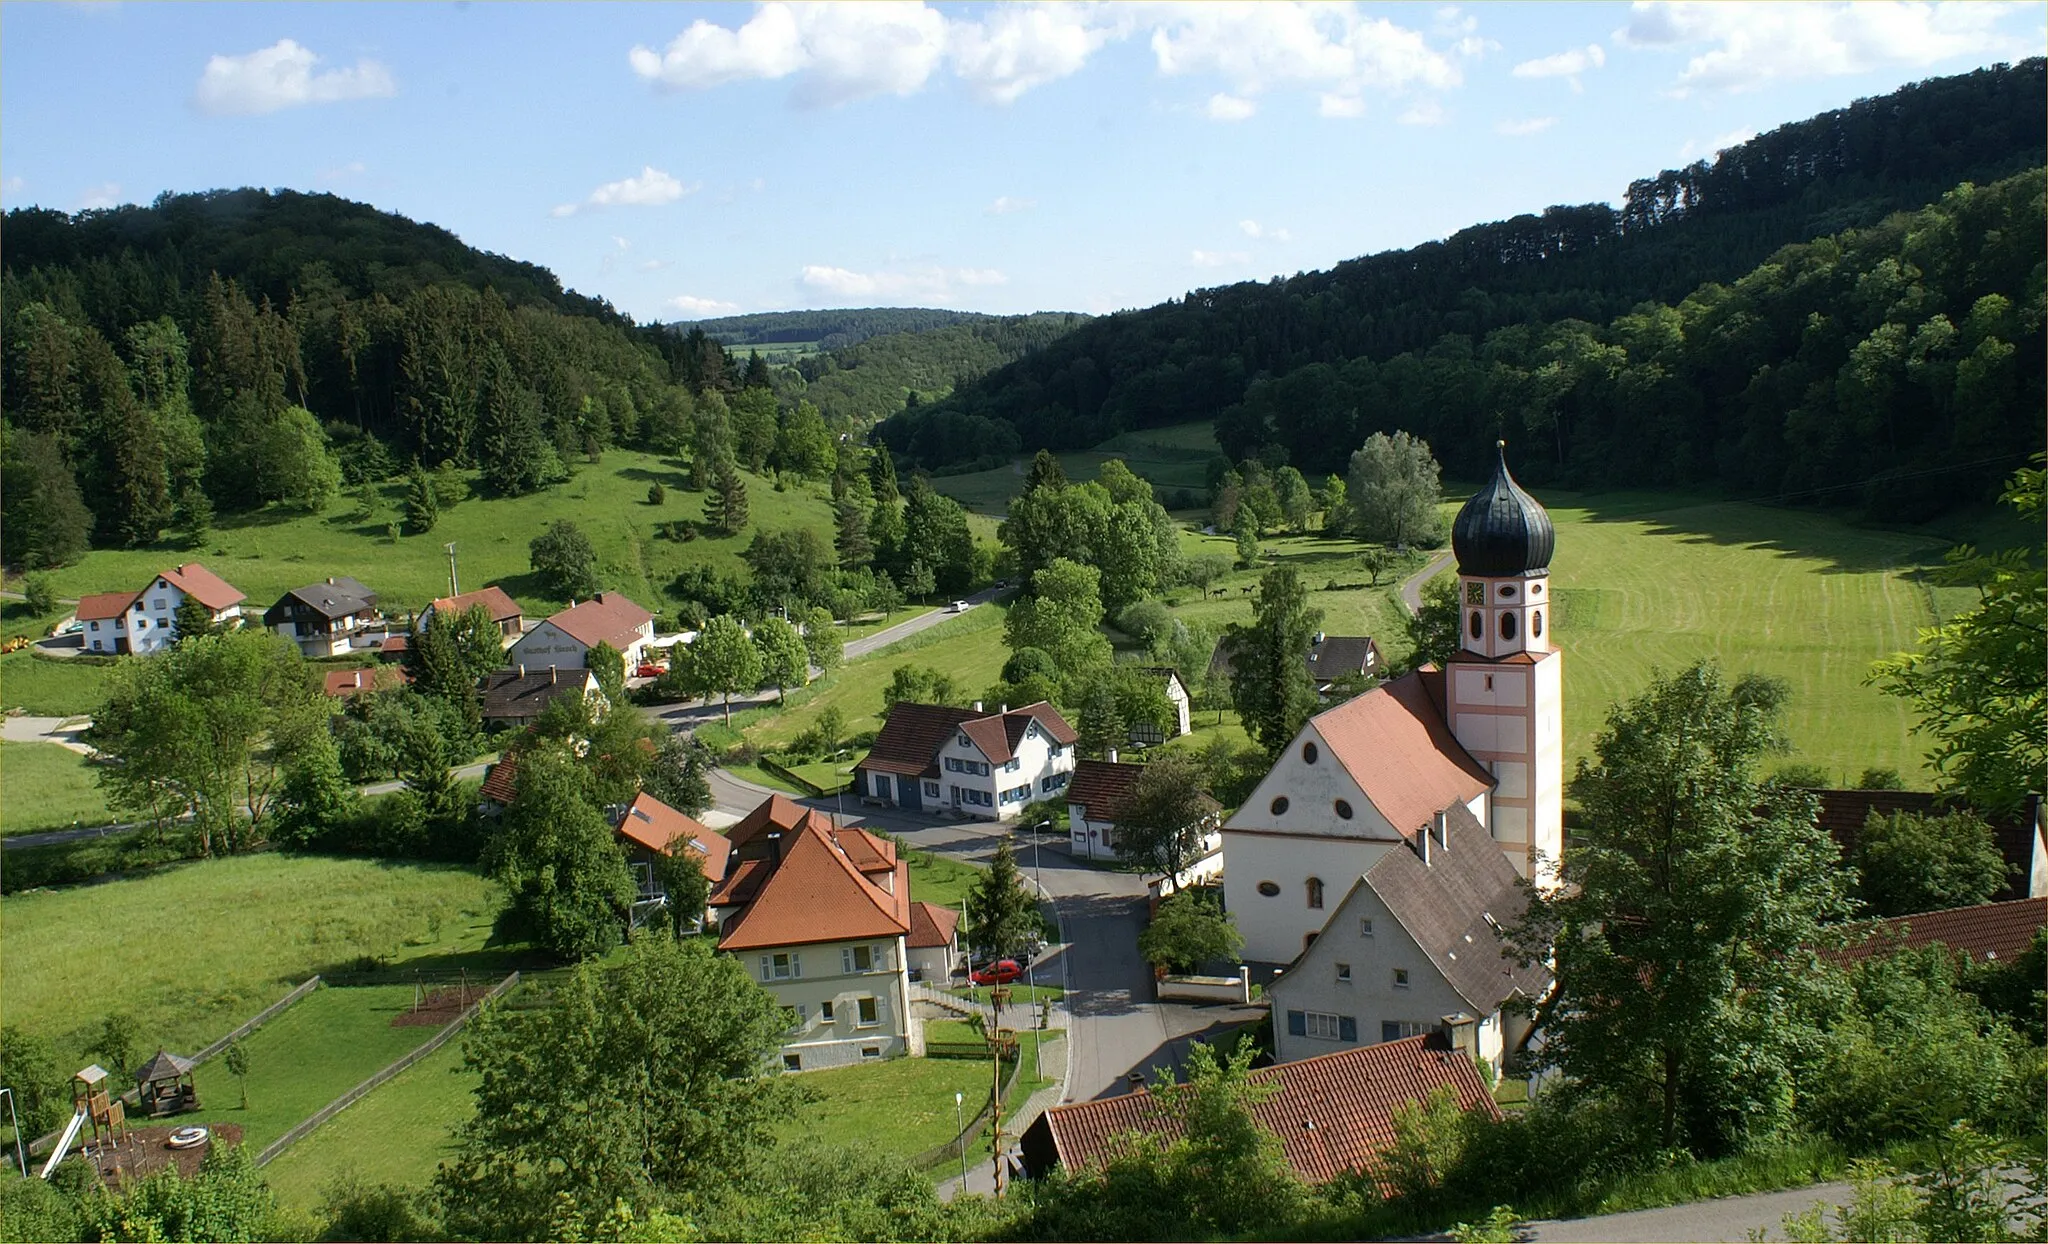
1150, 3, 1462, 107
194, 38, 395, 116
1205, 92, 1256, 120
640, 258, 674, 272
553, 166, 695, 217
1239, 219, 1292, 242
4, 175, 27, 197
1679, 125, 1758, 161
631, 2, 949, 107
1618, 1, 2037, 96
1190, 249, 1249, 268
75, 182, 123, 210
986, 195, 1037, 215
1399, 98, 1446, 125
1513, 42, 1603, 91
1318, 91, 1366, 117
1496, 116, 1557, 136
949, 3, 1123, 104
799, 263, 1008, 302
668, 294, 741, 316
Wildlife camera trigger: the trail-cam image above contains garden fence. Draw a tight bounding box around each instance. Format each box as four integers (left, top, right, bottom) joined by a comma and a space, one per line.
254, 970, 519, 1167
193, 976, 322, 1065
909, 1046, 1024, 1172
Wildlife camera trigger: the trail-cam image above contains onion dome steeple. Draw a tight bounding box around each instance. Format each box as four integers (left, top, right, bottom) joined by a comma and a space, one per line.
1452, 442, 1554, 577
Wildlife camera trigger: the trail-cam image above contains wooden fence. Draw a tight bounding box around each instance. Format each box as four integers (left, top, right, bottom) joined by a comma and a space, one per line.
254, 971, 519, 1167
193, 976, 321, 1065
910, 1045, 1025, 1172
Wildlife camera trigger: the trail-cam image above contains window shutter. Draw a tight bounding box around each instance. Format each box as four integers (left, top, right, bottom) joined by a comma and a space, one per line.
1286, 1010, 1307, 1037
791, 953, 802, 979
759, 956, 770, 980
1338, 1016, 1358, 1042
843, 948, 853, 974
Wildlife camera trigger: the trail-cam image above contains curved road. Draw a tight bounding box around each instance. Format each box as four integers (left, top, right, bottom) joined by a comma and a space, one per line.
1398, 547, 1456, 616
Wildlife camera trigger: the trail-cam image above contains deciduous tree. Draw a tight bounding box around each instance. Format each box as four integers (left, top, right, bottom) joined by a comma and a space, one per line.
690, 615, 763, 723
1346, 431, 1445, 547
1138, 890, 1243, 974
481, 743, 634, 960
1847, 808, 2011, 918
1117, 755, 1219, 882
753, 615, 809, 702
529, 519, 601, 600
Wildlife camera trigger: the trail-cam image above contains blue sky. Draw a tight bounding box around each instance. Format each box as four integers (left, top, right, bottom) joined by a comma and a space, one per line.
3, 2, 2040, 323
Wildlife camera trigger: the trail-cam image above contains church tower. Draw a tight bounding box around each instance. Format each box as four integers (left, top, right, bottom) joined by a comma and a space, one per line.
1446, 443, 1563, 882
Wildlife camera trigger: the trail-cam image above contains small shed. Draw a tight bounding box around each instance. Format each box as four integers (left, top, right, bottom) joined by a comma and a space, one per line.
134, 1049, 199, 1117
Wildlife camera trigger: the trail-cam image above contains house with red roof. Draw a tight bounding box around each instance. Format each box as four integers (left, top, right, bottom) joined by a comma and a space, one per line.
77, 563, 247, 655
1828, 896, 2047, 968
855, 700, 1077, 820
1222, 449, 1566, 965
1019, 1031, 1500, 1185
905, 900, 962, 983
508, 592, 655, 671
611, 791, 730, 931
1065, 753, 1222, 885
710, 793, 920, 1070
421, 586, 526, 644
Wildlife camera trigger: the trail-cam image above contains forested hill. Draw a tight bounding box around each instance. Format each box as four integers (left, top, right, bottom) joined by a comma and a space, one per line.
687, 308, 1002, 352
882, 59, 2046, 511
793, 312, 1087, 426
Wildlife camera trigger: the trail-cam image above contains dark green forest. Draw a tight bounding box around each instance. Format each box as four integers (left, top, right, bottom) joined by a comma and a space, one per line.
688, 307, 1034, 352
791, 311, 1087, 425
881, 60, 2047, 511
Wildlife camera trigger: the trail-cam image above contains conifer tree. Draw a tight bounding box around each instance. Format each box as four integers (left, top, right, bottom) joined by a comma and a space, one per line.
834, 491, 873, 570
706, 456, 749, 536
966, 841, 1039, 960
404, 464, 439, 534
1224, 566, 1322, 756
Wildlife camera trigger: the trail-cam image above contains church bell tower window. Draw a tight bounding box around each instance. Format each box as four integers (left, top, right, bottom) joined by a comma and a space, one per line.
1468, 611, 1483, 640
1533, 609, 1543, 638
1501, 612, 1518, 642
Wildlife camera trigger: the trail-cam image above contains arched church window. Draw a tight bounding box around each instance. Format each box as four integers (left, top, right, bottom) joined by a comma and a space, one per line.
1502, 612, 1519, 641
1306, 877, 1325, 909
1533, 609, 1543, 638
1468, 611, 1483, 640
1302, 742, 1319, 764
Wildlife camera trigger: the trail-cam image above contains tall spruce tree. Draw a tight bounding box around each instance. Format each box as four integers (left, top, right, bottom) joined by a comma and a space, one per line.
706, 456, 749, 536
1224, 566, 1322, 755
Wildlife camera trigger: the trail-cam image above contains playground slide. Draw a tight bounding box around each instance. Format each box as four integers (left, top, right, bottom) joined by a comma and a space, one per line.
40, 1109, 85, 1179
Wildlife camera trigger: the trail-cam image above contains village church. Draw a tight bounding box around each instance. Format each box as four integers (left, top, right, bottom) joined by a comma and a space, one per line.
1222, 445, 1565, 966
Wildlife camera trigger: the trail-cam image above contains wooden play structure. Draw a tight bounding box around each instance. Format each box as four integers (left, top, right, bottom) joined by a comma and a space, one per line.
40, 1065, 131, 1176
133, 1050, 199, 1118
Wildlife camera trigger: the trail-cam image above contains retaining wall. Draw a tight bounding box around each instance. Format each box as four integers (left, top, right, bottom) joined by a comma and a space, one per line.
1157, 974, 1251, 1004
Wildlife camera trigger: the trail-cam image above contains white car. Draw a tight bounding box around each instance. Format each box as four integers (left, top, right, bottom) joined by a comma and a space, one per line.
946, 600, 972, 613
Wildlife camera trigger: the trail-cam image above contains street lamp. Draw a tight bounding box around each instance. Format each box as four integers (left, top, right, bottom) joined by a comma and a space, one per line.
954, 1091, 968, 1187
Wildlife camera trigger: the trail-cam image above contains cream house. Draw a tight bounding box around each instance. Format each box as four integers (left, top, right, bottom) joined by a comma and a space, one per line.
855, 701, 1077, 820
1265, 804, 1549, 1071
711, 795, 919, 1070
507, 592, 656, 671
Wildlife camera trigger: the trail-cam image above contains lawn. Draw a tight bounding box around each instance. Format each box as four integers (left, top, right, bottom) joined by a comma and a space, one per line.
10, 450, 834, 620
926, 1019, 1054, 1111
3, 853, 505, 1070
0, 651, 113, 717
0, 741, 115, 836
260, 1039, 473, 1211
904, 847, 982, 911
737, 604, 1012, 753
780, 1049, 994, 1162
185, 983, 451, 1152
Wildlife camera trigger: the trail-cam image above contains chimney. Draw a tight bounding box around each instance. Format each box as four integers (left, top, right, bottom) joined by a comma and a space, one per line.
517, 664, 525, 678
327, 577, 336, 585
1313, 631, 1326, 646
999, 703, 1009, 714
550, 667, 559, 684
1434, 809, 1449, 852
1416, 823, 1432, 866
1107, 747, 1119, 764
972, 700, 984, 712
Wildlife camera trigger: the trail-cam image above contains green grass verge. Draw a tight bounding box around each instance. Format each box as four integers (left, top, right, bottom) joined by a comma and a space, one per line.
904, 848, 982, 911
19, 451, 833, 620
3, 853, 504, 1070
183, 983, 448, 1152
950, 983, 1066, 1006
253, 1033, 474, 1210
0, 741, 115, 837
723, 761, 811, 797
0, 651, 114, 716
779, 1048, 996, 1163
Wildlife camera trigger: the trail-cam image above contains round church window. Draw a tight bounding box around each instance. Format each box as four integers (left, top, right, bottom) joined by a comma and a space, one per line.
1498, 584, 1517, 599
1502, 612, 1519, 641
1256, 881, 1281, 897
1270, 796, 1290, 815
1334, 800, 1354, 820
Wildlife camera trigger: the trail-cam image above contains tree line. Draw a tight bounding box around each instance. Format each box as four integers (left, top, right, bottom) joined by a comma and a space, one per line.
880, 61, 2044, 510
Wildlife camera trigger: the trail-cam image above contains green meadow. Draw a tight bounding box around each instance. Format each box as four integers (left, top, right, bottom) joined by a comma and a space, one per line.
931, 423, 1221, 514
0, 741, 115, 836
260, 1038, 474, 1211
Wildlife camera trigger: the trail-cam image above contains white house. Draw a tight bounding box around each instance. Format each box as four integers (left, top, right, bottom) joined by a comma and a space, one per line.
1133, 666, 1193, 740
854, 701, 1077, 820
507, 592, 655, 671
1266, 804, 1550, 1072
1065, 753, 1220, 879
77, 563, 246, 655
264, 577, 381, 658
711, 794, 920, 1071
1221, 446, 1565, 965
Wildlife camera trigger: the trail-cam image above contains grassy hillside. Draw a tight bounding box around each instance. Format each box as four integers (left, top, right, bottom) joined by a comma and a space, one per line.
932, 423, 1221, 515
12, 450, 829, 620
3, 854, 503, 1069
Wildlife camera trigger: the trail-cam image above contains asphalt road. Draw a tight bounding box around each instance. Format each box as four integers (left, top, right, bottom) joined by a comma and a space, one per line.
1398, 547, 1456, 616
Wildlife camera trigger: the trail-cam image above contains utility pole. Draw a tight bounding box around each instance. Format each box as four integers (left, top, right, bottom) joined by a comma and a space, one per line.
444, 542, 459, 598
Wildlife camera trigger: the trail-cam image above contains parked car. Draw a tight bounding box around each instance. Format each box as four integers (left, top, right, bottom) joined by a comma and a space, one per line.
947, 600, 972, 613
634, 662, 668, 678
970, 958, 1023, 986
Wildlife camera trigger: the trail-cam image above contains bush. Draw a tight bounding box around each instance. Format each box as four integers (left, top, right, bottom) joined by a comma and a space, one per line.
647, 482, 666, 506
1116, 600, 1174, 647
22, 574, 56, 618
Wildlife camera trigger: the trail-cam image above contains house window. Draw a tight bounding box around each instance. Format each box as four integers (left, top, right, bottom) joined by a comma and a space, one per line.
1256, 881, 1280, 897
154, 599, 167, 610
1006, 758, 1021, 773
856, 996, 879, 1027
924, 782, 940, 797
1393, 968, 1411, 988
845, 945, 874, 972
821, 1000, 836, 1022
760, 952, 801, 981
1335, 963, 1352, 983
1306, 877, 1324, 909
861, 1045, 882, 1060
787, 1005, 808, 1032
1302, 741, 1318, 764
783, 1053, 802, 1072
1334, 799, 1353, 820
1049, 743, 1065, 758
1292, 1010, 1354, 1041
1040, 773, 1070, 793
1270, 796, 1289, 815
1027, 722, 1040, 739
1006, 783, 1032, 803
1382, 1021, 1431, 1042
1359, 918, 1374, 937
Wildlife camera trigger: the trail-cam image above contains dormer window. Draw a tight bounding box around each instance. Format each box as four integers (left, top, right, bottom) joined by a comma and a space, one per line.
1026, 722, 1039, 739
957, 733, 971, 749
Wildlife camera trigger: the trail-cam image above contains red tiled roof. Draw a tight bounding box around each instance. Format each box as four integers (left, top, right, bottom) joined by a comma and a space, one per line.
1831, 897, 2047, 967
832, 826, 898, 875
321, 666, 410, 699
614, 792, 731, 881
479, 756, 519, 806
546, 592, 653, 649
1815, 789, 2041, 903
428, 585, 523, 624
709, 857, 770, 908
724, 792, 814, 852
907, 900, 959, 949
860, 703, 984, 777
1067, 759, 1145, 823
161, 563, 246, 611
716, 813, 911, 951
1024, 1034, 1499, 1185
76, 590, 138, 621
1313, 670, 1493, 840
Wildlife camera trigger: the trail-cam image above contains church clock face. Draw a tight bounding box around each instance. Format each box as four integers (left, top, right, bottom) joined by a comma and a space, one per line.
1466, 581, 1486, 605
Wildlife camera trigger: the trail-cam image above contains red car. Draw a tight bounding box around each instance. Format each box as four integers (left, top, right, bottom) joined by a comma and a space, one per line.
970, 959, 1023, 986
635, 663, 667, 679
